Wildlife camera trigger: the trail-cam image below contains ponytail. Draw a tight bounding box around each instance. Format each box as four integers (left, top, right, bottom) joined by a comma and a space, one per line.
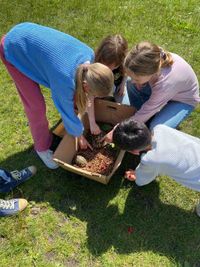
75, 63, 114, 114
75, 65, 87, 114
125, 41, 173, 76
160, 48, 174, 68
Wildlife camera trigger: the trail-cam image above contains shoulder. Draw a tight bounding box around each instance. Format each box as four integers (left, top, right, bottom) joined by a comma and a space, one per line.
152, 125, 188, 152
161, 52, 193, 76
9, 22, 44, 32
152, 124, 172, 135
152, 125, 182, 143
170, 52, 188, 64
142, 125, 175, 162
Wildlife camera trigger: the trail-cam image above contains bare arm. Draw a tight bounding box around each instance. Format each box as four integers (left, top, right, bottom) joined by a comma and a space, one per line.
86, 95, 101, 135
117, 76, 127, 96
78, 135, 93, 150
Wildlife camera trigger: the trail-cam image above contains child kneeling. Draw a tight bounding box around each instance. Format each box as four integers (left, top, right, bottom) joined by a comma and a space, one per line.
112, 118, 200, 217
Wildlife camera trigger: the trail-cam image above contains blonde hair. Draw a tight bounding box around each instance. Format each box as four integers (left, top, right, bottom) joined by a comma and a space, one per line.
95, 34, 128, 68
75, 63, 114, 114
124, 41, 173, 76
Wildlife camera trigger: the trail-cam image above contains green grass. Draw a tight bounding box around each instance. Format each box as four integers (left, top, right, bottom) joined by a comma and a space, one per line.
0, 0, 200, 266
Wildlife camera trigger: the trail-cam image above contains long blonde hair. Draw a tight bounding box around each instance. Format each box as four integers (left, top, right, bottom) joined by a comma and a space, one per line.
75, 63, 114, 114
124, 41, 173, 76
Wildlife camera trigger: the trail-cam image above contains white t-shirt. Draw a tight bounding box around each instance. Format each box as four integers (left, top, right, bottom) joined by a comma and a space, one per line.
135, 125, 200, 192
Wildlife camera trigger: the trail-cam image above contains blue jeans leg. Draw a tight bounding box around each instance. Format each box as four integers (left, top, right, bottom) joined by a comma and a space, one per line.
114, 78, 152, 107
149, 101, 194, 130
126, 79, 152, 110
114, 85, 130, 105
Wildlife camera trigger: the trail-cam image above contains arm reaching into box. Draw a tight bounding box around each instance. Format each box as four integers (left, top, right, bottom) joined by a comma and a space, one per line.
100, 123, 119, 143
86, 95, 101, 135
101, 129, 114, 143
78, 135, 93, 150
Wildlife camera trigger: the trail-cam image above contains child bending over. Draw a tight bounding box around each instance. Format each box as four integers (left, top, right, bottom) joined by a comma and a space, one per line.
87, 35, 129, 135
95, 34, 128, 99
123, 41, 199, 129
0, 23, 114, 168
112, 118, 200, 217
103, 41, 200, 144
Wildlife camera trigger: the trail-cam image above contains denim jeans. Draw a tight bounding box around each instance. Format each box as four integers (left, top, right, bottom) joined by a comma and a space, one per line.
119, 78, 194, 129
149, 101, 194, 129
0, 168, 12, 188
114, 78, 152, 108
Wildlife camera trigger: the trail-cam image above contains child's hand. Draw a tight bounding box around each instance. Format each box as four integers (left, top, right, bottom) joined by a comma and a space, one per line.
100, 123, 119, 143
124, 169, 136, 181
86, 95, 101, 135
90, 122, 101, 135
100, 128, 114, 143
78, 135, 93, 150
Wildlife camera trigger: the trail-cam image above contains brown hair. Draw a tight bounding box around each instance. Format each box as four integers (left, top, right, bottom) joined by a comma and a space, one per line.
124, 41, 173, 76
75, 63, 114, 114
95, 34, 128, 68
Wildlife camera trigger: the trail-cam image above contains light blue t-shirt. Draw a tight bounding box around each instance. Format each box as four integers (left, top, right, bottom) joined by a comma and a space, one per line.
4, 22, 94, 136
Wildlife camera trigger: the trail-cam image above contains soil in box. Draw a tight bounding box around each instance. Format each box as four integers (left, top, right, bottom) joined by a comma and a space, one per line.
73, 124, 119, 176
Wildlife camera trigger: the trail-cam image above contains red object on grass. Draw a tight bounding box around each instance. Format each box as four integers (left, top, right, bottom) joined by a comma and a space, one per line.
128, 226, 134, 234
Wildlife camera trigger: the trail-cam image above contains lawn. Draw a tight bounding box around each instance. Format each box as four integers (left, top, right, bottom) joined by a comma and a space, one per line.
0, 0, 200, 266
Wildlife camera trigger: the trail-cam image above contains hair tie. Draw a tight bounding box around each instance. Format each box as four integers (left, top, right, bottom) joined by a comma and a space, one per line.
160, 49, 166, 60
83, 65, 88, 72
82, 65, 88, 80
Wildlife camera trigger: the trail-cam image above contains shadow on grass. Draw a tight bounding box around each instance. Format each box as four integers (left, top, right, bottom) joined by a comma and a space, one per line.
0, 148, 200, 265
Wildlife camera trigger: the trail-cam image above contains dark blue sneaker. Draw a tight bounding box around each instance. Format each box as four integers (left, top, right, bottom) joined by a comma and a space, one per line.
0, 166, 37, 193
0, 198, 28, 216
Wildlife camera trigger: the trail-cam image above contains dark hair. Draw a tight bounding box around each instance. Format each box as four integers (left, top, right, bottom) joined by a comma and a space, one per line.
95, 34, 128, 67
113, 118, 151, 151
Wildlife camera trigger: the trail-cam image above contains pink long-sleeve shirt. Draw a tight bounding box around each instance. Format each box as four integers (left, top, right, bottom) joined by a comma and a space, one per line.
133, 53, 200, 123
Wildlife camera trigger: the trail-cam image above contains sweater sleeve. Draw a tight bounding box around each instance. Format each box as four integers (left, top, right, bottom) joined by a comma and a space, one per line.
51, 79, 83, 137
133, 80, 178, 123
135, 158, 159, 186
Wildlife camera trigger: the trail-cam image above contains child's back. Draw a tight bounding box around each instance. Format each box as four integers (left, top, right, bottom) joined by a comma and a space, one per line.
136, 125, 200, 191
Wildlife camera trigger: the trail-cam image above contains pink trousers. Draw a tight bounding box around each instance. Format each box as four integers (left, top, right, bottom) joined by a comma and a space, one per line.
0, 36, 52, 151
